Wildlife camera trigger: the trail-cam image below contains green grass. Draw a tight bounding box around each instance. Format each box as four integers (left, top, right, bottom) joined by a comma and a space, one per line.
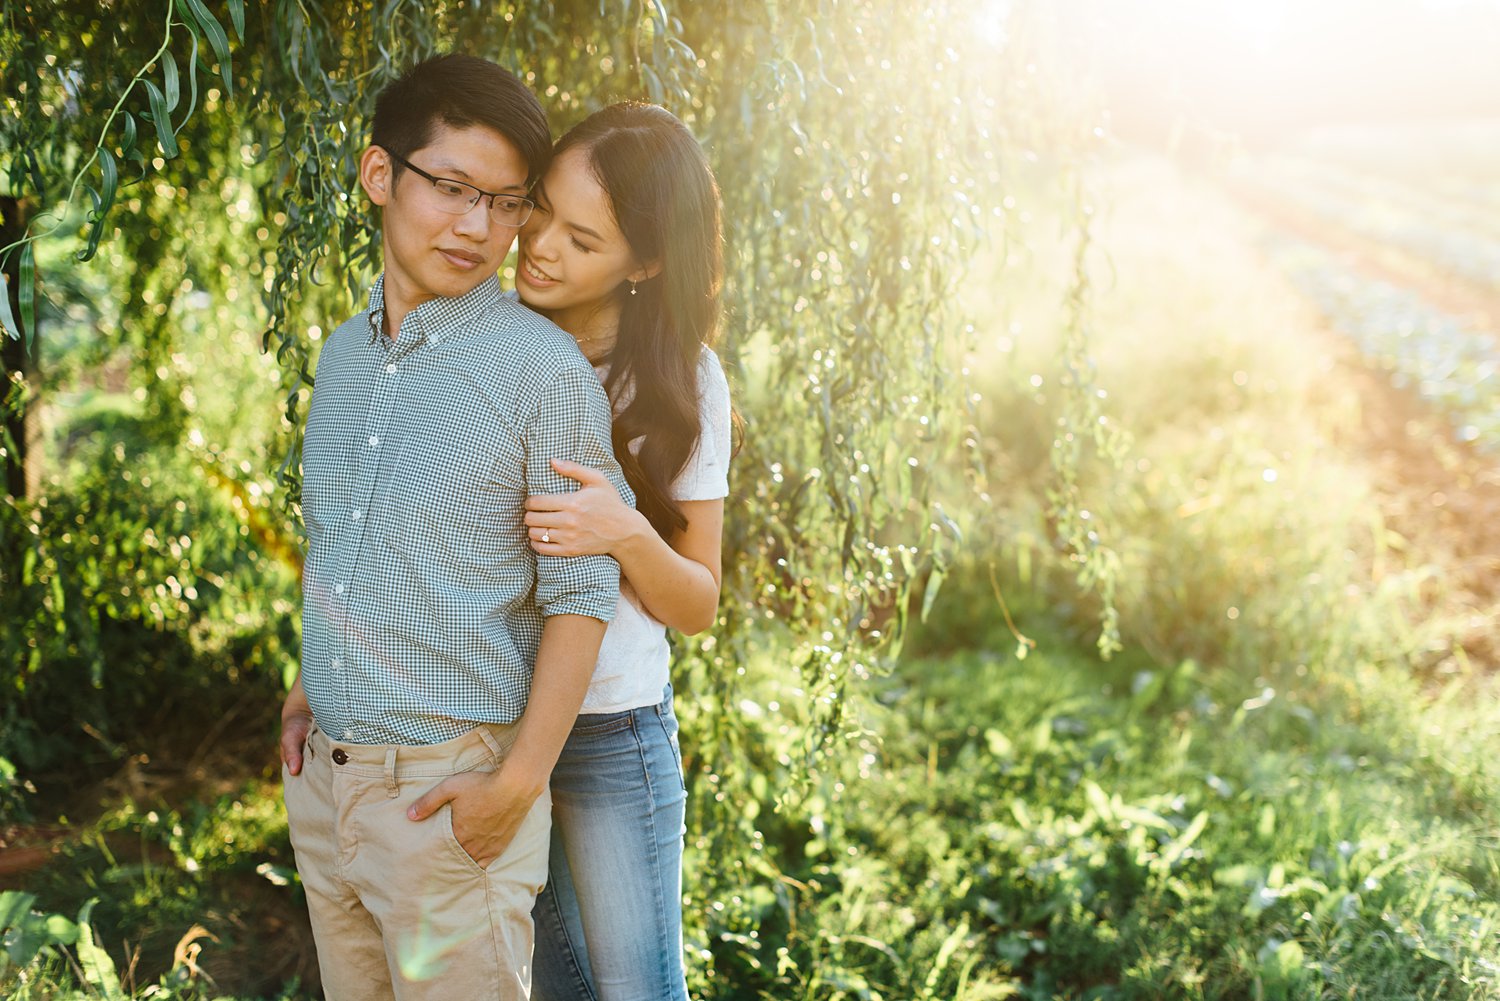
8, 633, 1498, 999
768, 631, 1500, 999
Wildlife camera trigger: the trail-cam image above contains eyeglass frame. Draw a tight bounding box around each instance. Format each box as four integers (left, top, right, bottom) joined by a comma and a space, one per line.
382, 147, 537, 227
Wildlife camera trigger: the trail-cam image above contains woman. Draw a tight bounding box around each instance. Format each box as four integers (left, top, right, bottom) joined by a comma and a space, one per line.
513, 103, 731, 1001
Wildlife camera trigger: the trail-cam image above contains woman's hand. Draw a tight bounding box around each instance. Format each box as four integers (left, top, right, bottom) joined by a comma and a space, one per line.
407, 766, 543, 869
524, 458, 644, 557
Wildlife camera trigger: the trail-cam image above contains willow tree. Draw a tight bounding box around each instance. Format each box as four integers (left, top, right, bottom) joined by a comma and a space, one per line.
2, 0, 1116, 991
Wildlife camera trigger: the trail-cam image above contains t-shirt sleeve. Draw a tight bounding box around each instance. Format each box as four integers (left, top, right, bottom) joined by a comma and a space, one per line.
670, 348, 733, 502
525, 365, 634, 620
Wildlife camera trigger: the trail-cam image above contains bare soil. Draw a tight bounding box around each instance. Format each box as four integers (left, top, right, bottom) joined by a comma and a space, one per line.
1229, 179, 1500, 671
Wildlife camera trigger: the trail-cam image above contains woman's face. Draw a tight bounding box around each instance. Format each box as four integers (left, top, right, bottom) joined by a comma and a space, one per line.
515, 147, 643, 318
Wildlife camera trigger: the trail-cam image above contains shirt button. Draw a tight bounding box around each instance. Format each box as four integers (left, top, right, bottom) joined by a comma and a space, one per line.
368, 435, 381, 448
331, 657, 342, 670
342, 729, 354, 742
386, 363, 397, 374
351, 509, 362, 521
334, 583, 346, 595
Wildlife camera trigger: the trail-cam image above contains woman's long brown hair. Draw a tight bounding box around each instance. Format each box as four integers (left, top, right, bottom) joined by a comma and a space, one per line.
552, 103, 725, 539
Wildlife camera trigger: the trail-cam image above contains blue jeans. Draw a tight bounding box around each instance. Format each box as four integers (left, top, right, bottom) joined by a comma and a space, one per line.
531, 686, 691, 1001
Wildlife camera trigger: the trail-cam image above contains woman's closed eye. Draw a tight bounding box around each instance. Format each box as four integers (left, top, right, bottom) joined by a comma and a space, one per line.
570, 236, 595, 253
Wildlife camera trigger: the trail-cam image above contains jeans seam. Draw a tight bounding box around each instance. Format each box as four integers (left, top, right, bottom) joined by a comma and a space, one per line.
538, 707, 689, 1001
537, 875, 599, 1001
632, 715, 678, 998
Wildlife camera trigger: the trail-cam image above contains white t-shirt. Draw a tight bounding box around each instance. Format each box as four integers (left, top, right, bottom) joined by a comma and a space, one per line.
581, 345, 732, 713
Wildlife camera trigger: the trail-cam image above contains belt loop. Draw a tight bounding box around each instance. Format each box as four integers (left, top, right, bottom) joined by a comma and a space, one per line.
384, 747, 399, 798
474, 724, 504, 763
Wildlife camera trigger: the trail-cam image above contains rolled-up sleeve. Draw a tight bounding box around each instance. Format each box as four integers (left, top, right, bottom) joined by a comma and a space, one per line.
525, 366, 634, 620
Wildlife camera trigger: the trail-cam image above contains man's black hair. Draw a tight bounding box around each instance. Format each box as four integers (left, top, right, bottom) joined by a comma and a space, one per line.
371, 54, 551, 184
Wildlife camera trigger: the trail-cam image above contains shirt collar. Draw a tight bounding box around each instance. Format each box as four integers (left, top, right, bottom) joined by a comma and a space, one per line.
365, 274, 503, 347
365, 275, 388, 344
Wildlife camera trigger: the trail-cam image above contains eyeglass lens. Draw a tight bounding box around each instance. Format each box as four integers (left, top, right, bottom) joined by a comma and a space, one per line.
428, 180, 532, 226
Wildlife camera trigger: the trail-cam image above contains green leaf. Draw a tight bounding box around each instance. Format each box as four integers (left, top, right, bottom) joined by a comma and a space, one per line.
0, 272, 18, 342
4, 912, 52, 968
640, 63, 664, 104
163, 50, 181, 111
43, 914, 78, 946
1257, 803, 1276, 838
0, 891, 37, 933
181, 29, 202, 127
1116, 804, 1174, 833
74, 900, 122, 998
80, 176, 110, 259
1159, 810, 1209, 869
924, 917, 971, 989
919, 566, 945, 623
1214, 862, 1262, 888
18, 242, 35, 352
179, 0, 234, 95
120, 110, 139, 157
227, 0, 245, 39
1082, 779, 1114, 824
98, 146, 119, 211
25, 149, 43, 192
984, 727, 1012, 758
143, 79, 179, 157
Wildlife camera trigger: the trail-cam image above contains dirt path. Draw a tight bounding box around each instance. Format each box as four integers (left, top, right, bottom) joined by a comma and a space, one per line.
1225, 180, 1500, 338
1227, 180, 1500, 671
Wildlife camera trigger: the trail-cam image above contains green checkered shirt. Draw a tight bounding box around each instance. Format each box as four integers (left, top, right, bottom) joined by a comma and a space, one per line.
300, 275, 629, 745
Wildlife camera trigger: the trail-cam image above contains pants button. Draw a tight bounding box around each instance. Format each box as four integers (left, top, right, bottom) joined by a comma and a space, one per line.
331, 748, 349, 765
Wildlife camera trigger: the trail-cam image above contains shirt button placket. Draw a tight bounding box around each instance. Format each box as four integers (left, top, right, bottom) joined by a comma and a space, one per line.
334, 344, 400, 737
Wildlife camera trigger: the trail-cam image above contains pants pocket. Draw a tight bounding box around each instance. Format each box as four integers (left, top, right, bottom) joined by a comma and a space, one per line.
440, 800, 492, 877
657, 712, 687, 792
433, 770, 552, 880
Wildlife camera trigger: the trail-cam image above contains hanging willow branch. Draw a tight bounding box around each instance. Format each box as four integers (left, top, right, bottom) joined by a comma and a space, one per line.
2, 2, 1122, 988
0, 0, 243, 350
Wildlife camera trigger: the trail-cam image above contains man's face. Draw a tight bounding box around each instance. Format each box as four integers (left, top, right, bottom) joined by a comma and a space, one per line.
361, 122, 531, 314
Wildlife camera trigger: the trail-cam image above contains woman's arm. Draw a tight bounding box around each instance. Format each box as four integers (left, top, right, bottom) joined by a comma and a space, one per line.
524, 458, 723, 634
406, 613, 606, 867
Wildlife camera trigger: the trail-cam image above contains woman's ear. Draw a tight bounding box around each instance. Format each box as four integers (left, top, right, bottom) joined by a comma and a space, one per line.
629, 259, 663, 283
359, 145, 393, 206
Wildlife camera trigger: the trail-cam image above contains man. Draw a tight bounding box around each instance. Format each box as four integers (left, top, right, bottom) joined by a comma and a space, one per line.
277, 54, 630, 1000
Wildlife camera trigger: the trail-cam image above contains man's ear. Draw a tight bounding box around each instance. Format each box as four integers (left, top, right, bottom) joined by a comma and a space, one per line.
359, 145, 393, 206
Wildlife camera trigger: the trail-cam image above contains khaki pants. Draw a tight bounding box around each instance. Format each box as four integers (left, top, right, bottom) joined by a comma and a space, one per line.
283, 722, 552, 1001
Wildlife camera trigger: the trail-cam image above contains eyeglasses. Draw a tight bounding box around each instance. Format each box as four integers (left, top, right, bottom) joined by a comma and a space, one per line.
384, 149, 536, 227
